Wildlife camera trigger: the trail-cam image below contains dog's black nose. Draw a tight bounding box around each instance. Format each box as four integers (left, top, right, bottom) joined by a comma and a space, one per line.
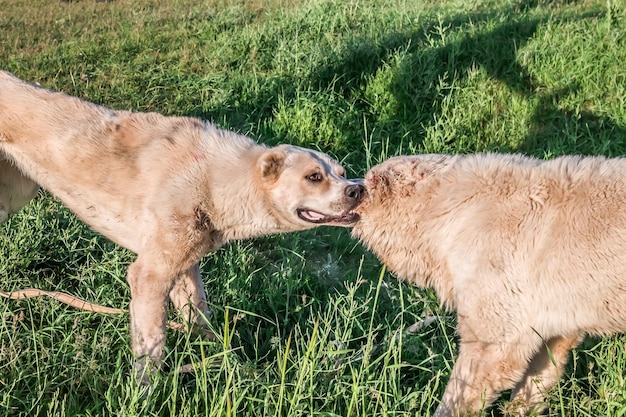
345, 183, 365, 201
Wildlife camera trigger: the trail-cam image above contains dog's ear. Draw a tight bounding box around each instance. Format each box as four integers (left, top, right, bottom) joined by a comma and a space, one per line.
259, 148, 286, 181
411, 155, 452, 180
413, 162, 436, 180
368, 170, 392, 196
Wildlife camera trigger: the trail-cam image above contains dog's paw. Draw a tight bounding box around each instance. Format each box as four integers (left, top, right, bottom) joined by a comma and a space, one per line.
132, 356, 162, 389
501, 398, 548, 416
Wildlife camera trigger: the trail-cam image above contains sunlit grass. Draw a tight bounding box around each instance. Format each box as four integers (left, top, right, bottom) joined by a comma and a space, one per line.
1, 0, 625, 415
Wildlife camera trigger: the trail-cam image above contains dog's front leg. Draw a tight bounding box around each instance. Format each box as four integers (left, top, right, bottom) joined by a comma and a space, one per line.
434, 334, 539, 417
127, 258, 172, 386
169, 263, 215, 338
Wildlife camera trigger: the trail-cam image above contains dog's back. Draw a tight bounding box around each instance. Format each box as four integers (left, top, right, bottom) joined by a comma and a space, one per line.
450, 154, 626, 333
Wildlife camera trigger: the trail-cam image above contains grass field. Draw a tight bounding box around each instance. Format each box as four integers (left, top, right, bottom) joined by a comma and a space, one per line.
1, 0, 626, 415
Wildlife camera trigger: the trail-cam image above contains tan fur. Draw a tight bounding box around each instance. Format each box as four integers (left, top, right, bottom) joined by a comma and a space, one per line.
0, 158, 38, 222
0, 70, 364, 383
352, 153, 626, 416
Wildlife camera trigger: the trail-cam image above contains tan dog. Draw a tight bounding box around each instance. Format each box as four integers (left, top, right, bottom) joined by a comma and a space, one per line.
0, 70, 364, 383
352, 153, 626, 416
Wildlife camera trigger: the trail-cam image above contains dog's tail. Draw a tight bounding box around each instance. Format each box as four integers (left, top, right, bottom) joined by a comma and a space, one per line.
1, 287, 222, 372
0, 288, 124, 314
0, 287, 215, 338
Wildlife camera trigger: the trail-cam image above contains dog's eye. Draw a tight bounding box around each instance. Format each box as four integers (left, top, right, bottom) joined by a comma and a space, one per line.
306, 172, 323, 182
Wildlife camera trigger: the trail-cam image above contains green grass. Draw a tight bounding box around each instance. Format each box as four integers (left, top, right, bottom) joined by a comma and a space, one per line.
1, 0, 626, 415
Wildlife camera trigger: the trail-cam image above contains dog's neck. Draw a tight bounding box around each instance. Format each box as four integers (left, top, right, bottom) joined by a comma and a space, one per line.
203, 146, 294, 242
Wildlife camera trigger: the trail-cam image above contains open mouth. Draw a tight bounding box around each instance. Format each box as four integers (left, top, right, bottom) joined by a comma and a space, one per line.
297, 208, 360, 225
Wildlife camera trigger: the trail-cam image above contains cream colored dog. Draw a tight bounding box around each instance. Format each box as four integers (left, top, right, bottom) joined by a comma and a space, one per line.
352, 153, 626, 416
0, 70, 364, 383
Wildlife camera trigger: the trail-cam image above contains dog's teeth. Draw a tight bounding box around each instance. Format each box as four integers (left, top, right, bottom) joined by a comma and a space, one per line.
306, 210, 325, 220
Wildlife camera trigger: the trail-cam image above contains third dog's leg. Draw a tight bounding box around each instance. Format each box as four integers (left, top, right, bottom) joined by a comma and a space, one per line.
434, 336, 539, 417
0, 158, 38, 223
509, 334, 583, 416
127, 258, 172, 385
169, 263, 214, 336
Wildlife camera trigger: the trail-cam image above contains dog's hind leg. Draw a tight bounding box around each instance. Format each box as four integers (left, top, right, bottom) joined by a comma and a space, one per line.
0, 157, 38, 223
508, 334, 583, 416
434, 332, 541, 417
169, 263, 215, 339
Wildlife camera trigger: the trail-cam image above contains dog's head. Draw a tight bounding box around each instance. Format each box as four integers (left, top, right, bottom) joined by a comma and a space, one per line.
347, 154, 455, 276
257, 144, 364, 229
352, 154, 456, 229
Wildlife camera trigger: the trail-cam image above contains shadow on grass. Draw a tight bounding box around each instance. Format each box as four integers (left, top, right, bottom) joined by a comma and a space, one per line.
198, 0, 625, 163
318, 1, 625, 156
